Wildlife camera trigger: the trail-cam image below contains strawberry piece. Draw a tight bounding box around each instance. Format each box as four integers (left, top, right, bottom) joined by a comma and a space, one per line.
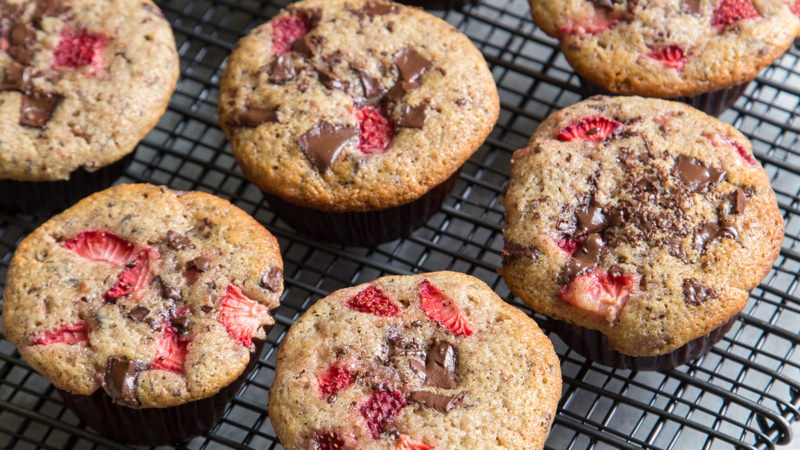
360, 388, 407, 439
419, 280, 474, 337
396, 435, 437, 450
792, 0, 800, 16
710, 134, 756, 166
53, 29, 105, 73
318, 364, 354, 398
557, 238, 580, 256
32, 321, 89, 346
103, 249, 158, 300
711, 0, 759, 30
356, 106, 394, 155
218, 284, 267, 347
315, 431, 346, 450
272, 16, 311, 55
346, 286, 403, 317
558, 14, 619, 35
557, 116, 622, 143
557, 269, 636, 323
647, 45, 687, 70
152, 325, 188, 373
63, 231, 137, 266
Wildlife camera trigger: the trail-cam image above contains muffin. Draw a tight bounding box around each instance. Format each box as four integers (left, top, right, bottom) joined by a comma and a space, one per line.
499, 96, 783, 371
528, 0, 800, 116
218, 0, 499, 246
1, 184, 284, 445
0, 0, 179, 213
269, 271, 561, 450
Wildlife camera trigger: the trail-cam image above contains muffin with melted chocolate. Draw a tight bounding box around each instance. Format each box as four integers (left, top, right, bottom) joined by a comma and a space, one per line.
218, 0, 499, 246
269, 271, 561, 450
1, 184, 284, 445
499, 96, 783, 370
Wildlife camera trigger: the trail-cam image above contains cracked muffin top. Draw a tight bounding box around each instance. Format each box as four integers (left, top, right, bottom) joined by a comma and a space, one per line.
0, 0, 179, 181
499, 96, 783, 357
218, 0, 499, 212
268, 271, 561, 450
528, 0, 800, 97
2, 184, 284, 408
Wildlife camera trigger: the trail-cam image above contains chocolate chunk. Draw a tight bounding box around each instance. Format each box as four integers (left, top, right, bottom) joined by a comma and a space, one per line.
563, 233, 605, 281
127, 306, 150, 322
398, 103, 428, 129
734, 189, 747, 215
261, 266, 283, 292
187, 256, 211, 272
293, 34, 323, 58
409, 359, 427, 379
297, 80, 310, 93
19, 92, 61, 128
681, 0, 702, 15
105, 357, 141, 407
696, 221, 738, 248
0, 64, 32, 93
269, 54, 297, 84
666, 237, 686, 260
323, 51, 345, 64
142, 3, 166, 19
455, 98, 467, 107
298, 121, 359, 172
575, 203, 606, 236
316, 66, 344, 90
351, 63, 385, 98
292, 6, 323, 26
683, 279, 719, 306
500, 244, 538, 266
171, 315, 190, 333
166, 230, 195, 250
33, 0, 65, 24
384, 80, 419, 105
424, 339, 457, 389
8, 23, 36, 65
394, 48, 432, 83
227, 107, 280, 127
359, 1, 398, 16
156, 276, 182, 301
674, 155, 726, 193
201, 305, 213, 314
609, 209, 625, 227
408, 390, 467, 413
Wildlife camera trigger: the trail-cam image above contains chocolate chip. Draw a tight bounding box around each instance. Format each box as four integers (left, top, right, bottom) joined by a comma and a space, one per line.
609, 209, 625, 227
293, 34, 323, 58
8, 23, 36, 65
358, 1, 398, 16
166, 230, 195, 250
674, 155, 726, 193
105, 357, 141, 407
734, 189, 747, 215
170, 315, 190, 334
187, 256, 211, 272
315, 66, 344, 90
19, 92, 61, 128
351, 63, 385, 98
409, 359, 427, 379
297, 80, 310, 92
575, 203, 606, 236
384, 80, 419, 105
0, 64, 31, 93
33, 0, 65, 24
424, 339, 458, 389
261, 266, 283, 292
201, 305, 213, 314
500, 244, 538, 266
291, 6, 323, 26
666, 237, 686, 260
563, 233, 605, 281
683, 279, 719, 306
227, 107, 280, 127
695, 221, 738, 249
680, 0, 702, 15
394, 48, 432, 83
269, 53, 297, 84
155, 276, 182, 301
127, 306, 150, 322
298, 121, 359, 172
397, 103, 428, 129
408, 390, 467, 413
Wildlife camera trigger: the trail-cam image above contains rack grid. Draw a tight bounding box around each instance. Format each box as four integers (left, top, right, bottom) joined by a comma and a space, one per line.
3, 0, 800, 449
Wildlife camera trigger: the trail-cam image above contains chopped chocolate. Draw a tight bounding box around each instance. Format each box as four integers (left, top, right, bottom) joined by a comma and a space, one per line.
293, 34, 323, 58
384, 80, 419, 105
127, 305, 150, 322
424, 339, 457, 389
609, 209, 625, 227
291, 6, 323, 26
261, 266, 283, 292
683, 279, 719, 306
227, 107, 280, 127
575, 203, 606, 236
297, 121, 359, 172
680, 0, 703, 15
733, 189, 747, 215
316, 66, 344, 90
187, 256, 212, 272
500, 244, 538, 266
666, 237, 686, 261
322, 51, 345, 64
8, 23, 37, 65
33, 0, 65, 24
19, 92, 61, 128
156, 276, 182, 301
351, 63, 385, 98
105, 357, 141, 407
0, 64, 32, 93
394, 48, 432, 83
166, 230, 195, 250
674, 155, 726, 193
297, 80, 310, 92
359, 1, 398, 16
409, 359, 427, 379
563, 233, 605, 281
201, 305, 213, 314
408, 390, 467, 413
397, 103, 428, 129
695, 221, 738, 248
269, 53, 297, 84
171, 315, 190, 334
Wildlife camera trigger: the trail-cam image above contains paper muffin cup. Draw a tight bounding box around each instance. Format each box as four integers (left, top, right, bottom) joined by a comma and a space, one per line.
0, 152, 135, 215
578, 76, 750, 118
395, 0, 478, 9
546, 315, 739, 371
58, 335, 268, 446
262, 168, 461, 247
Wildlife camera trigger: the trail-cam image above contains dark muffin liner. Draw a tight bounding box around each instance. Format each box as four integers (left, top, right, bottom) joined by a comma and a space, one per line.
547, 315, 739, 371
58, 336, 268, 446
263, 168, 461, 247
578, 76, 751, 117
0, 152, 135, 215
396, 0, 478, 9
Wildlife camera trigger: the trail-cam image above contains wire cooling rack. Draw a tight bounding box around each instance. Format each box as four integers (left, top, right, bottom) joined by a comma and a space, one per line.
2, 0, 800, 449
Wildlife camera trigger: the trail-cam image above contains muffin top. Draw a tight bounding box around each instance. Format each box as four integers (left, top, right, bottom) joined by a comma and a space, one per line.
499, 96, 783, 357
2, 184, 284, 408
528, 0, 800, 97
268, 271, 561, 450
218, 0, 499, 212
0, 0, 179, 181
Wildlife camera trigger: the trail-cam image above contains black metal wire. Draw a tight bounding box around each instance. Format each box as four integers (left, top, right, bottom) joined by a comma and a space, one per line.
2, 0, 800, 449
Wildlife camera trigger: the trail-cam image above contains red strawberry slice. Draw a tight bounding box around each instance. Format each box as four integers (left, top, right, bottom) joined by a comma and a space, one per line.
152, 325, 189, 373
419, 280, 474, 337
711, 0, 759, 30
558, 14, 619, 35
218, 284, 267, 347
647, 45, 687, 70
103, 249, 158, 301
54, 29, 105, 73
356, 106, 395, 155
710, 134, 756, 166
792, 0, 799, 16
557, 116, 622, 143
318, 364, 354, 398
315, 431, 346, 450
557, 238, 580, 256
32, 321, 89, 346
557, 269, 636, 323
361, 388, 407, 439
346, 286, 403, 317
63, 231, 137, 266
396, 435, 437, 450
272, 16, 311, 55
